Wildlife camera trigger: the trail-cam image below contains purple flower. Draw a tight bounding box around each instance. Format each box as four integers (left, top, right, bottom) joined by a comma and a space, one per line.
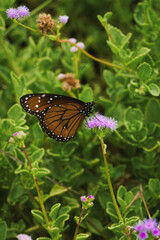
77, 42, 85, 49
6, 8, 19, 19
81, 195, 95, 209
134, 218, 160, 239
152, 228, 160, 236
17, 234, 33, 240
81, 196, 87, 202
86, 113, 117, 131
6, 6, 30, 20
139, 231, 148, 239
17, 6, 30, 18
57, 73, 65, 80
143, 218, 157, 231
70, 46, 78, 52
69, 38, 77, 43
87, 195, 95, 200
9, 131, 26, 143
70, 41, 85, 52
134, 223, 144, 232
13, 132, 19, 137
13, 131, 26, 138
59, 15, 69, 24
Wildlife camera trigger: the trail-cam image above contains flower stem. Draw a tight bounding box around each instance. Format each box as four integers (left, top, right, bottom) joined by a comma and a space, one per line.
100, 138, 123, 222
22, 146, 50, 225
73, 208, 85, 240
100, 138, 132, 239
57, 39, 134, 72
11, 19, 135, 73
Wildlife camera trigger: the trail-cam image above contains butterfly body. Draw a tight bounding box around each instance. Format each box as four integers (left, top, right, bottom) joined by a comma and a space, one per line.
20, 94, 95, 142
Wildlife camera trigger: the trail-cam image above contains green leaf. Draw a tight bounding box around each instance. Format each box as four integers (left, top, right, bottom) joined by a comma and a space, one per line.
134, 2, 146, 26
47, 227, 60, 240
30, 148, 45, 162
49, 184, 68, 198
106, 202, 119, 221
55, 214, 69, 229
127, 47, 150, 68
28, 36, 37, 49
36, 238, 52, 240
10, 72, 21, 102
8, 179, 27, 204
7, 104, 26, 124
31, 210, 44, 224
130, 127, 148, 142
37, 57, 52, 70
147, 8, 158, 25
108, 221, 124, 231
0, 15, 5, 35
137, 62, 152, 81
125, 216, 139, 225
61, 141, 78, 157
47, 149, 61, 157
103, 70, 115, 87
125, 107, 144, 122
125, 107, 144, 132
97, 12, 112, 28
80, 87, 93, 102
0, 221, 7, 240
145, 99, 160, 125
143, 137, 157, 151
59, 206, 71, 215
33, 123, 44, 145
85, 217, 103, 235
98, 12, 132, 56
49, 203, 61, 221
117, 186, 127, 210
149, 178, 160, 198
35, 167, 50, 177
0, 0, 16, 8
147, 83, 160, 96
76, 233, 90, 240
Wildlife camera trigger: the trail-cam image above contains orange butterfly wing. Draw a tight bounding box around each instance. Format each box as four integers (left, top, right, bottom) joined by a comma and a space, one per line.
20, 94, 94, 142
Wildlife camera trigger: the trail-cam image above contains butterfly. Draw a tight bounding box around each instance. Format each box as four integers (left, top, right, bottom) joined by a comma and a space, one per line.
20, 94, 95, 142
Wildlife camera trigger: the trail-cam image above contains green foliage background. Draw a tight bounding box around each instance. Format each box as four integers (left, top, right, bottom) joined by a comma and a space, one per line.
0, 0, 160, 239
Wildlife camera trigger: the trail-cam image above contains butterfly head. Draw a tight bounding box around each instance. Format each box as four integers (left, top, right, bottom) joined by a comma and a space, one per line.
84, 101, 95, 117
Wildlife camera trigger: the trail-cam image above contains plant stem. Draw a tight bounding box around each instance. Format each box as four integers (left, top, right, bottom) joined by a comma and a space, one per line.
57, 39, 134, 72
139, 184, 151, 219
100, 138, 123, 222
100, 138, 132, 239
73, 208, 85, 240
10, 19, 135, 73
22, 146, 50, 225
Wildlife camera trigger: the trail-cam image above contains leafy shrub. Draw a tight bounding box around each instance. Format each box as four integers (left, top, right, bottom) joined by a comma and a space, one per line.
0, 0, 160, 239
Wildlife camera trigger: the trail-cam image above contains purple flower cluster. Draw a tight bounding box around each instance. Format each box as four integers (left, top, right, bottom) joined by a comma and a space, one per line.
69, 38, 85, 52
6, 6, 30, 20
86, 113, 117, 131
134, 219, 160, 239
80, 195, 95, 209
9, 131, 26, 143
81, 195, 95, 202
